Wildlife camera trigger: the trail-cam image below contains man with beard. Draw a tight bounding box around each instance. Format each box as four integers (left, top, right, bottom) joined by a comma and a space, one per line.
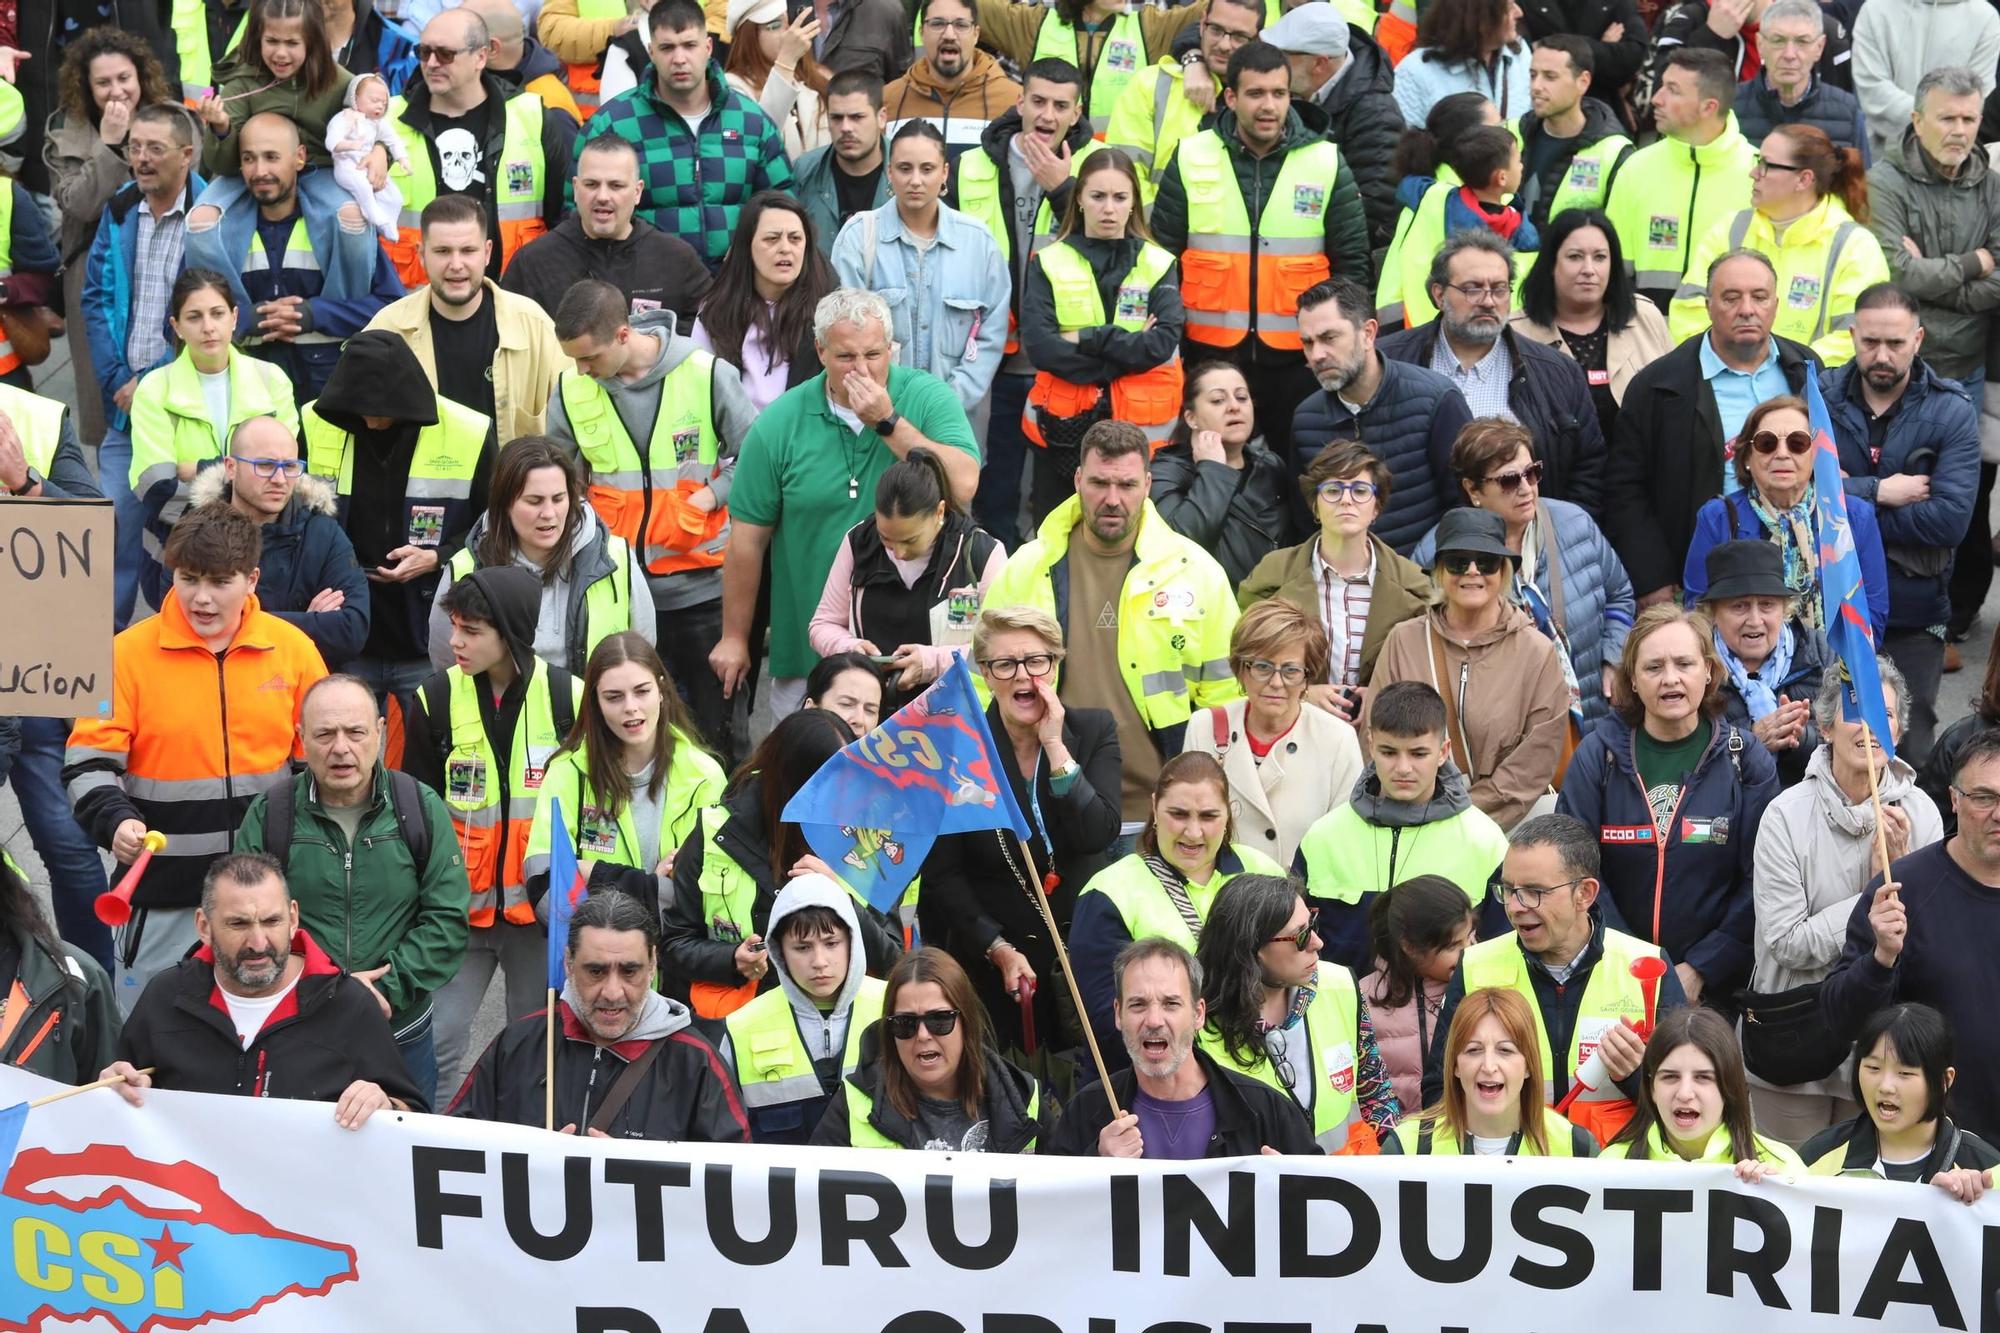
1290, 277, 1470, 552
1513, 36, 1631, 229
795, 71, 892, 259
367, 194, 568, 444
1103, 0, 1261, 204
103, 852, 425, 1122
1603, 249, 1816, 607
451, 890, 751, 1140
883, 0, 1021, 159
502, 134, 712, 323
1378, 230, 1607, 514
1820, 283, 1979, 763
1048, 937, 1317, 1156
183, 111, 404, 406
984, 421, 1238, 830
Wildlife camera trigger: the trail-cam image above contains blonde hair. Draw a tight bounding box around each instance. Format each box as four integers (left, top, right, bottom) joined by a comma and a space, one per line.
971, 605, 1065, 664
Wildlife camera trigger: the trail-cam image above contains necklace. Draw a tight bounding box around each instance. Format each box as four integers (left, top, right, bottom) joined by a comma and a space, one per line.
839, 428, 867, 500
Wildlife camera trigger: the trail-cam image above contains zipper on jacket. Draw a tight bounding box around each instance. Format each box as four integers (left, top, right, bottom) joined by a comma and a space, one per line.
215, 652, 238, 810
343, 840, 355, 970
1624, 727, 1696, 946
1683, 151, 1702, 276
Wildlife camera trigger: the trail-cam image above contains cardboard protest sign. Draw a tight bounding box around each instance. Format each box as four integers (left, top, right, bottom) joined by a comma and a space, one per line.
0, 498, 113, 720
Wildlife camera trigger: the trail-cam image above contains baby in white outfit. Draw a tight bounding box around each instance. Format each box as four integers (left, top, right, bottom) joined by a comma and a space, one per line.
325, 72, 406, 238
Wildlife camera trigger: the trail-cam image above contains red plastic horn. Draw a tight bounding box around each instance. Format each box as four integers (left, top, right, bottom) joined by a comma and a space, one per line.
94, 831, 167, 927
1630, 954, 1669, 1038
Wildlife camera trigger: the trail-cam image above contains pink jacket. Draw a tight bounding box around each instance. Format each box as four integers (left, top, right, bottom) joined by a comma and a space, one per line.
1362, 963, 1448, 1116
808, 528, 1007, 681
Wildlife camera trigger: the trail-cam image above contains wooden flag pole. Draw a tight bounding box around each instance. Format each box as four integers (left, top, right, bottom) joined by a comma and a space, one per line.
31, 1067, 155, 1109
1011, 836, 1122, 1118
545, 988, 557, 1132
1861, 722, 1894, 890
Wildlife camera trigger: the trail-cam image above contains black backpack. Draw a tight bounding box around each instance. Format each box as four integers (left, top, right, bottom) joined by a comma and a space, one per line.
262, 768, 436, 876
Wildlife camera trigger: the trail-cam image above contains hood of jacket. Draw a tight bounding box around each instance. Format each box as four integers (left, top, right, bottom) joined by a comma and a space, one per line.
190, 466, 339, 520
606, 305, 700, 387
1348, 758, 1476, 827
1800, 743, 1920, 839
1890, 123, 1991, 189
458, 562, 544, 678
1213, 95, 1332, 160
977, 104, 1096, 165
903, 47, 1016, 102
1520, 95, 1625, 149
766, 873, 869, 1038
560, 981, 692, 1048
313, 330, 440, 435
517, 35, 565, 84
1317, 26, 1395, 115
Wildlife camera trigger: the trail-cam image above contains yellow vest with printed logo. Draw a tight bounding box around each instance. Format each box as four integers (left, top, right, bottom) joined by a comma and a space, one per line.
300, 396, 493, 549
728, 976, 886, 1129
1032, 7, 1149, 134
1176, 130, 1341, 351
558, 357, 728, 578
383, 91, 549, 288
1199, 961, 1365, 1152
1025, 238, 1183, 448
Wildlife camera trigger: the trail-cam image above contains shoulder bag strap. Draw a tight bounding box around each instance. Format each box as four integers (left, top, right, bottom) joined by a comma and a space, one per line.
1428, 620, 1473, 774
583, 1035, 668, 1134
1142, 854, 1207, 941
1536, 503, 1566, 628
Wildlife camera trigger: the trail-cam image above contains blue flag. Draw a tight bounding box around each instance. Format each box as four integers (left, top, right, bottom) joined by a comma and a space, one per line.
783, 656, 1034, 914
545, 798, 588, 992
1806, 373, 1897, 764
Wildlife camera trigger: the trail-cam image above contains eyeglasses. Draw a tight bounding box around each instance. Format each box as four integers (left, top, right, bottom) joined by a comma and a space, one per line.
1492, 877, 1582, 908
1267, 909, 1319, 950
1201, 19, 1257, 45
1482, 461, 1544, 492
982, 652, 1058, 680
229, 455, 307, 478
922, 17, 975, 31
1440, 553, 1507, 577
1750, 429, 1814, 456
1316, 479, 1378, 504
414, 42, 477, 64
129, 141, 183, 160
1752, 155, 1807, 175
1243, 658, 1308, 686
1953, 786, 2000, 816
886, 1008, 960, 1039
1442, 281, 1511, 304
1263, 1033, 1298, 1091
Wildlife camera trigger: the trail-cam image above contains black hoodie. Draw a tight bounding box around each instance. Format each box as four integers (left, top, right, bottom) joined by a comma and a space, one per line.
949, 108, 1098, 315
316, 329, 490, 660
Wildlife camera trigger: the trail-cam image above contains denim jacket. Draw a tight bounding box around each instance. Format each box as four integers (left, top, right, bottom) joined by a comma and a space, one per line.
830, 199, 1009, 413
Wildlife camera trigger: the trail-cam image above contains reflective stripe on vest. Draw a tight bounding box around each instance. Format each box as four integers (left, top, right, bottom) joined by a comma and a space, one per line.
240, 217, 342, 348
0, 383, 68, 475
1178, 131, 1340, 350
1391, 1106, 1581, 1156
558, 358, 728, 577
384, 92, 550, 287
446, 537, 635, 672
1199, 962, 1362, 1152
1032, 8, 1147, 134
301, 396, 491, 546
1461, 930, 1658, 1107
441, 661, 567, 926
1678, 209, 1862, 345
1024, 239, 1183, 447
1078, 851, 1253, 951
727, 978, 887, 1110
843, 1069, 1042, 1150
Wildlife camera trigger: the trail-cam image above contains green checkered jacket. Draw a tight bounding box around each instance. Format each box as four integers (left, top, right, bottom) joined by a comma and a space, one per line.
572, 62, 794, 270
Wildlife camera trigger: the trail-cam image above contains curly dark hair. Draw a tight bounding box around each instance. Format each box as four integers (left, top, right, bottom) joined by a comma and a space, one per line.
56, 28, 174, 127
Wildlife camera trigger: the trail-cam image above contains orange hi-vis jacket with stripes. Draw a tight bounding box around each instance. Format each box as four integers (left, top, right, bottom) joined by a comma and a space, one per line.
64, 593, 328, 911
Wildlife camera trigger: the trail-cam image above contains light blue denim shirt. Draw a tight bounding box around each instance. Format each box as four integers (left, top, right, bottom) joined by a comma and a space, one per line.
830, 199, 1011, 414
1699, 334, 1789, 494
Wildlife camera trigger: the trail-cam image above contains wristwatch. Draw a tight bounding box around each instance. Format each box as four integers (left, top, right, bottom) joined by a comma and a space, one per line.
8, 468, 41, 496
873, 411, 901, 438
1049, 759, 1080, 783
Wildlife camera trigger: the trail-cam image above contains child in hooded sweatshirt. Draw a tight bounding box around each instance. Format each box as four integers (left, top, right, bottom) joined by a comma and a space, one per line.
1293, 682, 1510, 972
1441, 124, 1539, 256
722, 875, 888, 1145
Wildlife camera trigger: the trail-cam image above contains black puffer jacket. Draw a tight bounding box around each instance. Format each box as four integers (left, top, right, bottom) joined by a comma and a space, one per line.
1516, 0, 1649, 100
1290, 355, 1473, 552
1148, 437, 1296, 585
1733, 74, 1868, 156
1644, 0, 1855, 105
1312, 26, 1406, 252
1376, 320, 1607, 516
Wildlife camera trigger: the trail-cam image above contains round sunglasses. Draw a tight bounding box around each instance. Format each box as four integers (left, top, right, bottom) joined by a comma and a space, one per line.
1750, 429, 1813, 456
1481, 461, 1544, 492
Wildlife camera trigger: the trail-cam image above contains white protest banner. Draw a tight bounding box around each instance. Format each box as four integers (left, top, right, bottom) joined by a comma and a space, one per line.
0, 1065, 1990, 1332
0, 499, 113, 720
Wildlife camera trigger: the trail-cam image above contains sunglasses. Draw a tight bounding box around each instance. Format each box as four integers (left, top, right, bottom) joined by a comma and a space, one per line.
1267, 909, 1319, 950
886, 1008, 960, 1040
1750, 429, 1814, 456
1440, 553, 1507, 577
1483, 461, 1544, 492
415, 42, 475, 64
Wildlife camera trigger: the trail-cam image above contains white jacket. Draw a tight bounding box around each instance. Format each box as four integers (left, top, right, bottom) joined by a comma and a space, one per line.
1182, 699, 1363, 869
1749, 743, 1942, 1094
1851, 0, 2000, 160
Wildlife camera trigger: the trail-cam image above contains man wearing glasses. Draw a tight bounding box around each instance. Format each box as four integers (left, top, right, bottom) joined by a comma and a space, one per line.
1822, 732, 2000, 1141
1102, 0, 1261, 202
1729, 0, 1866, 158
882, 0, 1020, 161
1379, 229, 1606, 515
1427, 813, 1684, 1146
143, 416, 370, 668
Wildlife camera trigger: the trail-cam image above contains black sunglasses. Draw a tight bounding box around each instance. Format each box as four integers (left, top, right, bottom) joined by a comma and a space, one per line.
1751, 429, 1814, 456
1440, 553, 1507, 576
886, 1008, 960, 1040
1267, 909, 1319, 950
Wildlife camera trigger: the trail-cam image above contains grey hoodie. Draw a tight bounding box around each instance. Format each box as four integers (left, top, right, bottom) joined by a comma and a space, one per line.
1346, 758, 1478, 829
544, 306, 758, 612
758, 874, 870, 1070
560, 977, 693, 1045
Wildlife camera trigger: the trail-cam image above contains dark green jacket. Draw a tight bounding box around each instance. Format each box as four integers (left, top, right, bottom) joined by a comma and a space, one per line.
236, 766, 469, 1032
9, 925, 120, 1085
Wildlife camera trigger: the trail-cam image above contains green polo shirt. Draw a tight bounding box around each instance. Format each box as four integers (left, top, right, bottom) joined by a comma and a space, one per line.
730, 364, 979, 678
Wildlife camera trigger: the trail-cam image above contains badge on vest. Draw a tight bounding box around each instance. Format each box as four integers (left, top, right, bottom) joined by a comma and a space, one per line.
522, 764, 546, 789
709, 914, 745, 944
1115, 284, 1150, 322
408, 505, 446, 548
1568, 158, 1601, 190
1786, 273, 1822, 310
1293, 184, 1326, 219
1326, 1041, 1356, 1095
578, 806, 620, 856
1150, 586, 1200, 626
1647, 215, 1680, 250
1104, 37, 1138, 71
1680, 816, 1729, 845
506, 160, 535, 195
1587, 368, 1611, 386
446, 758, 487, 804
673, 428, 702, 463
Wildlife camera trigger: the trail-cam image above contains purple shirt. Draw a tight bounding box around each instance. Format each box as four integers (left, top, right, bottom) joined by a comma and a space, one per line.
1133, 1085, 1217, 1161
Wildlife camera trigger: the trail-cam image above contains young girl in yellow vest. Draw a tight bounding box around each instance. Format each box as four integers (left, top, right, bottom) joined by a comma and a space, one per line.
1196, 872, 1400, 1153
522, 631, 725, 922
1385, 985, 1596, 1155
810, 947, 1056, 1152
661, 707, 904, 1019
1602, 1007, 1804, 1175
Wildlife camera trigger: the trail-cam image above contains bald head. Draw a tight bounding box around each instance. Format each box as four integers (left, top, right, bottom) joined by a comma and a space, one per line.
239, 112, 304, 208
241, 110, 302, 152
225, 416, 305, 521
462, 0, 523, 47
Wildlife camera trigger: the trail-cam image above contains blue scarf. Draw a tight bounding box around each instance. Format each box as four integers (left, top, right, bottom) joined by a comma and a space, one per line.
1715, 622, 1796, 720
